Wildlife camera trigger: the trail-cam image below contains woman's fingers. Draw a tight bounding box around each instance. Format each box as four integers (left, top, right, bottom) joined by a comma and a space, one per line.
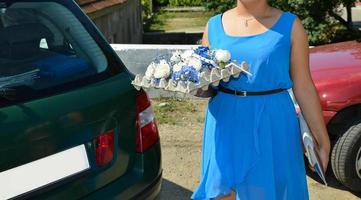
316, 144, 330, 173
309, 164, 315, 172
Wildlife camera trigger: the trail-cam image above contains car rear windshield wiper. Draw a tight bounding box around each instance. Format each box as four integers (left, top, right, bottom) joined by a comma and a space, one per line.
0, 69, 39, 99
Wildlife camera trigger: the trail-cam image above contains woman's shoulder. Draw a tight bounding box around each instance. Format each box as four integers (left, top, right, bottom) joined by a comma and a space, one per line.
276, 9, 302, 40
267, 7, 297, 20
280, 9, 298, 21
206, 13, 222, 26
206, 8, 235, 27
283, 10, 301, 31
270, 8, 299, 30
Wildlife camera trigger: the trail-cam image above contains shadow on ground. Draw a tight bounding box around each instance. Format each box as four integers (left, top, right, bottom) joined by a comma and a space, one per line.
156, 179, 193, 200
304, 160, 361, 198
158, 172, 361, 199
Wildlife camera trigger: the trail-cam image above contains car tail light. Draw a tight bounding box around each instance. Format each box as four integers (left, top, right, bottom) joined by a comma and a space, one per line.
135, 90, 159, 153
95, 129, 114, 167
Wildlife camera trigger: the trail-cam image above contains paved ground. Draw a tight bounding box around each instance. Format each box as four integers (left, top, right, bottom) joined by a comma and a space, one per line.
146, 11, 212, 33
153, 98, 361, 200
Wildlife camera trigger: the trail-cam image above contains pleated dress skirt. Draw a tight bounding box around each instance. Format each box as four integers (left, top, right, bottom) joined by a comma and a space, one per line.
190, 90, 309, 200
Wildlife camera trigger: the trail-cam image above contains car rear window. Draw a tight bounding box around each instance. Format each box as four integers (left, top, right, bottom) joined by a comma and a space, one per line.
0, 1, 113, 105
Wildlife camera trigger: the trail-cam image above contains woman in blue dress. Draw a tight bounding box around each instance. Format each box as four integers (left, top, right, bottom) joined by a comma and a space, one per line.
191, 0, 331, 200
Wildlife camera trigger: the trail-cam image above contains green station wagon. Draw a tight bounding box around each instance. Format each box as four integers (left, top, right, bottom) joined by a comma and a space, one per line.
0, 0, 162, 199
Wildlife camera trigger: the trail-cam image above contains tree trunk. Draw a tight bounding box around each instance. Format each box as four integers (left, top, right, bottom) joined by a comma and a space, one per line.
346, 4, 353, 28
329, 10, 353, 31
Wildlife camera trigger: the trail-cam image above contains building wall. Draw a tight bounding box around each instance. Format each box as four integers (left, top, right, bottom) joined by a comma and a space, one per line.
84, 0, 143, 44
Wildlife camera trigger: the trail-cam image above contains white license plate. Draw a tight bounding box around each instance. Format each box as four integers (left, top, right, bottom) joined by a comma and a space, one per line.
0, 145, 90, 199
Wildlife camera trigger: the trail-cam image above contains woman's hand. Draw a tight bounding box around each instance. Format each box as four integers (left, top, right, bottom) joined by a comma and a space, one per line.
201, 21, 210, 47
192, 85, 217, 98
290, 17, 331, 173
317, 142, 331, 173
308, 142, 331, 173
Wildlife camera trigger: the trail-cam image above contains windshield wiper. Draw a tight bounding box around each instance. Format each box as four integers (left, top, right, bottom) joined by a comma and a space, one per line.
0, 69, 39, 100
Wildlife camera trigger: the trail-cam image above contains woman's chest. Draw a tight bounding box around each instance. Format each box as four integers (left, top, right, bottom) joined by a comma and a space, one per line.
212, 33, 290, 63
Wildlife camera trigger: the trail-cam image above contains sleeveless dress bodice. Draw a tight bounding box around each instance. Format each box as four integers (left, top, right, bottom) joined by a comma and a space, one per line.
191, 11, 310, 200
209, 12, 295, 91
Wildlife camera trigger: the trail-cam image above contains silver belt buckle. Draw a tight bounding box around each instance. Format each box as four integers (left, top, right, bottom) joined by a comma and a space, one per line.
237, 90, 247, 96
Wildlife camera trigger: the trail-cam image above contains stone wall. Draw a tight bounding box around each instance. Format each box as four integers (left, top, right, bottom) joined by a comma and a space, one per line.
77, 0, 143, 44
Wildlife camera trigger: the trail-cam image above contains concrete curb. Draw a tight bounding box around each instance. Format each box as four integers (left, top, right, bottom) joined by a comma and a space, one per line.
161, 6, 206, 12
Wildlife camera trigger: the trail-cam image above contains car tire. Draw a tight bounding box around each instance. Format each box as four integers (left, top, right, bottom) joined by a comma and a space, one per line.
331, 120, 361, 192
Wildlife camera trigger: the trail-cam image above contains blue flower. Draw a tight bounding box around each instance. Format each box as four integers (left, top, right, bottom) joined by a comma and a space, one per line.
171, 70, 182, 81
195, 46, 209, 54
171, 66, 200, 83
152, 78, 161, 84
195, 46, 211, 59
180, 66, 200, 83
201, 61, 214, 70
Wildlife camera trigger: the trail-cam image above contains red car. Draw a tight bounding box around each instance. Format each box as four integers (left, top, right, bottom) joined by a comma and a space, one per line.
310, 40, 361, 191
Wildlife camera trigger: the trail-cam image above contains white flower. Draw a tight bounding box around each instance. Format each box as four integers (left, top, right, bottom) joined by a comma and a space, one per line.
145, 62, 156, 80
173, 62, 185, 72
181, 50, 194, 60
187, 57, 202, 71
154, 59, 171, 79
215, 50, 231, 63
170, 51, 182, 63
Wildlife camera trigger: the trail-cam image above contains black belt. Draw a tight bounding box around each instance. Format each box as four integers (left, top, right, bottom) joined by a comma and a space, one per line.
218, 84, 286, 96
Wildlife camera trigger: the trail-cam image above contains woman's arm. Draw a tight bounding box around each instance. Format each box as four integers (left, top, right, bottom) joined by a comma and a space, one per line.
202, 22, 210, 47
193, 22, 217, 98
290, 17, 331, 172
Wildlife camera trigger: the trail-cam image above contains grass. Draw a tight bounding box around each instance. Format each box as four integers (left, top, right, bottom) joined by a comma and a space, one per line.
151, 98, 207, 125
146, 10, 213, 32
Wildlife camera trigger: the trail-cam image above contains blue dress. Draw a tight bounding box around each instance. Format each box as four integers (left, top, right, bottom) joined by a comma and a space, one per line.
191, 11, 310, 200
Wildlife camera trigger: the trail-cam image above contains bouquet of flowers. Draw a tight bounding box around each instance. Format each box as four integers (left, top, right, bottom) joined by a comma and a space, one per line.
131, 46, 251, 95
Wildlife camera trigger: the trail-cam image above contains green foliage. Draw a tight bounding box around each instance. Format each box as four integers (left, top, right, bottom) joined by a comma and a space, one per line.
154, 0, 169, 7
142, 0, 155, 32
270, 0, 360, 44
203, 0, 360, 45
203, 0, 234, 14
168, 0, 202, 7
269, 0, 341, 45
141, 0, 152, 20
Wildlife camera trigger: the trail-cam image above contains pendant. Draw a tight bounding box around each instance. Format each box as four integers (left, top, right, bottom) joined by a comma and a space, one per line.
242, 19, 252, 27
242, 17, 254, 27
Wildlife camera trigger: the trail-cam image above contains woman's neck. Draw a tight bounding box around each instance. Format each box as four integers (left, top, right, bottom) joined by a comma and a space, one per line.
235, 0, 271, 17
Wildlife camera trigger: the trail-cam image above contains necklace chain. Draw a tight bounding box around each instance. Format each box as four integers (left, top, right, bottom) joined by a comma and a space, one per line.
240, 17, 255, 27
238, 7, 272, 27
